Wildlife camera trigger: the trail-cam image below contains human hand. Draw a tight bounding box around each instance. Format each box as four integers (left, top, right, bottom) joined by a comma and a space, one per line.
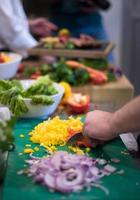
29, 18, 57, 37
83, 110, 118, 141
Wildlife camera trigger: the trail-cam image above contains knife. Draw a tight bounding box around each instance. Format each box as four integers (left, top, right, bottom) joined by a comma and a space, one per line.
120, 133, 138, 152
120, 133, 140, 169
67, 130, 139, 150
66, 132, 101, 147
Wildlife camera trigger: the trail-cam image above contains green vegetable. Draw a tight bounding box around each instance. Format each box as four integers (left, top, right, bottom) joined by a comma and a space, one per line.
31, 95, 54, 105
25, 83, 58, 97
81, 58, 108, 71
0, 80, 13, 90
50, 59, 75, 84
44, 43, 53, 49
0, 118, 15, 152
0, 85, 28, 117
11, 80, 23, 90
50, 59, 90, 86
24, 67, 37, 76
40, 64, 51, 75
36, 75, 53, 85
107, 72, 116, 82
0, 87, 20, 106
0, 77, 57, 117
13, 95, 28, 116
73, 68, 90, 86
65, 41, 75, 49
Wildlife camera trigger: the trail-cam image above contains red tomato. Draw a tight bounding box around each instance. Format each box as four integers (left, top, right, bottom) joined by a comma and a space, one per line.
67, 93, 90, 114
30, 71, 41, 79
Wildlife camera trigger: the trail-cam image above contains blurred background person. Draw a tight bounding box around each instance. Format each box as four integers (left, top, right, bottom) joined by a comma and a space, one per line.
23, 0, 114, 61
23, 0, 111, 40
0, 0, 57, 57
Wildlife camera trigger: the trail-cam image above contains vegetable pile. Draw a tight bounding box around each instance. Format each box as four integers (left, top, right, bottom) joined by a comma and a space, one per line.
50, 59, 91, 86
19, 58, 122, 86
0, 52, 12, 63
41, 30, 99, 50
25, 151, 111, 194
29, 116, 83, 153
0, 76, 58, 117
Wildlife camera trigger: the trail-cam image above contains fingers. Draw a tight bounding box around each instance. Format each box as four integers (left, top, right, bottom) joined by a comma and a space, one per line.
45, 21, 58, 31
29, 18, 58, 36
35, 18, 58, 30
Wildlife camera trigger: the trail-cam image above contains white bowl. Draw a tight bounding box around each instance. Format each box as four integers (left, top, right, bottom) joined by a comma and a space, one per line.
0, 52, 22, 79
20, 80, 64, 118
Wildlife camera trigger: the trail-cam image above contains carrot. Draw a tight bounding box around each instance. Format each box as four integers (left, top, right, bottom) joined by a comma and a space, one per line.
66, 60, 85, 69
86, 67, 108, 82
66, 60, 108, 84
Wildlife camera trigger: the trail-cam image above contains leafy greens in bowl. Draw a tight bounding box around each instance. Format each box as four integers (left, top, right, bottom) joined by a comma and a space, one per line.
0, 76, 64, 118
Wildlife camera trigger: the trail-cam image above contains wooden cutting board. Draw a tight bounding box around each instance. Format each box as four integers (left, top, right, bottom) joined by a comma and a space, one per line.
73, 75, 134, 111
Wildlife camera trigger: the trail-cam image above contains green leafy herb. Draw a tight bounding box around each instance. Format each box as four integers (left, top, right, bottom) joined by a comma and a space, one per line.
81, 58, 108, 71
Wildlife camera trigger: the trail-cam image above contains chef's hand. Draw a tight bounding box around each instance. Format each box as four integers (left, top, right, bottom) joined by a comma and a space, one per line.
83, 110, 118, 141
29, 18, 57, 37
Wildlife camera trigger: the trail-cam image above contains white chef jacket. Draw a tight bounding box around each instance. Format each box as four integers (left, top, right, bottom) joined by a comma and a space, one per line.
0, 0, 37, 57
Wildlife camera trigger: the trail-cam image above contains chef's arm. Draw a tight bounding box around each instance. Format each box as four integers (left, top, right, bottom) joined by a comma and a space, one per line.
83, 96, 140, 141
0, 0, 37, 57
112, 96, 140, 134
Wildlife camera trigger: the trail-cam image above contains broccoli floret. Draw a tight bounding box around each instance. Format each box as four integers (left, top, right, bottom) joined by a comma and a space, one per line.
73, 68, 90, 86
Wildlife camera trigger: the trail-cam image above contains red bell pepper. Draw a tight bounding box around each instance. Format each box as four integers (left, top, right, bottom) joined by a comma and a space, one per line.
67, 93, 90, 114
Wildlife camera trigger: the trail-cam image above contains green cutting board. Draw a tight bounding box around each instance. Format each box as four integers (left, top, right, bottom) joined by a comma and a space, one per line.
2, 119, 140, 200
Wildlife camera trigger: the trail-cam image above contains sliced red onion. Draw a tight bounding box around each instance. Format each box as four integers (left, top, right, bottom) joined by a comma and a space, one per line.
90, 166, 99, 176
96, 158, 107, 165
34, 173, 44, 182
104, 164, 117, 173
55, 168, 84, 193
111, 158, 120, 164
92, 183, 109, 195
116, 169, 124, 175
25, 151, 113, 194
50, 153, 62, 170
44, 173, 56, 189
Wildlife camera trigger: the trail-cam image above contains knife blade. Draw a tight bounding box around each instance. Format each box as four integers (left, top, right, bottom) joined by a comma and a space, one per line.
120, 133, 140, 169
120, 133, 138, 152
66, 132, 100, 147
